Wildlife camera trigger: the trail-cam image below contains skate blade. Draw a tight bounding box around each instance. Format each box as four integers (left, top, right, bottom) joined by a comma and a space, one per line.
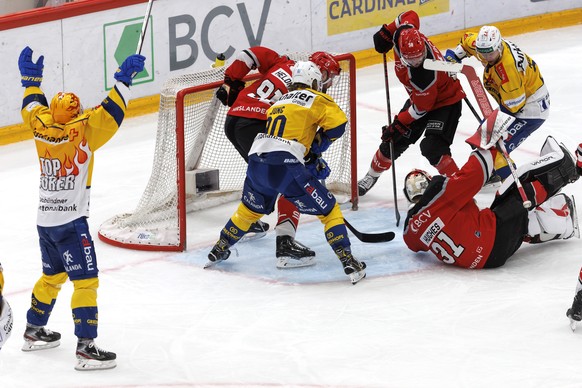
276, 256, 316, 269
203, 260, 222, 269
240, 231, 267, 242
570, 318, 578, 332
349, 270, 366, 285
75, 358, 117, 371
22, 339, 60, 352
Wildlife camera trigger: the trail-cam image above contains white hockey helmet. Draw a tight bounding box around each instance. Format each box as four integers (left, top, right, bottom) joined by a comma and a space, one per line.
292, 61, 322, 91
404, 169, 432, 203
476, 26, 502, 62
0, 298, 13, 350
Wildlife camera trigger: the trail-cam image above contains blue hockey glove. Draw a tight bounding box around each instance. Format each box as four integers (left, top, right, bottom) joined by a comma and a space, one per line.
305, 152, 331, 180
444, 49, 462, 63
114, 54, 146, 86
310, 130, 332, 155
19, 46, 44, 88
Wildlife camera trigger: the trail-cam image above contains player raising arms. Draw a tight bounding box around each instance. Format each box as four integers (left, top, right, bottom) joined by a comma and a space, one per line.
217, 47, 341, 268
445, 25, 550, 181
402, 131, 579, 270
358, 10, 466, 196
207, 61, 366, 284
19, 46, 145, 370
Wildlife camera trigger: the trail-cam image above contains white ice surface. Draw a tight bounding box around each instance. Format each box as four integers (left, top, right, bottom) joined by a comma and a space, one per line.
1, 25, 581, 388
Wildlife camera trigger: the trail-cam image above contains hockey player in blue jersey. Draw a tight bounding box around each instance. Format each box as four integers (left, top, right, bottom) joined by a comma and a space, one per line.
19, 46, 145, 370
206, 61, 367, 284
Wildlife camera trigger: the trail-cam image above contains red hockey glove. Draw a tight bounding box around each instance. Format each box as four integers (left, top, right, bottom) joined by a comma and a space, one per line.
373, 25, 394, 54
381, 117, 410, 141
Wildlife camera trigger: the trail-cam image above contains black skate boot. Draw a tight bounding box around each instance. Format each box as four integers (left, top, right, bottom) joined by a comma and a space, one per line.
567, 289, 582, 332
276, 235, 316, 269
243, 220, 269, 241
335, 247, 366, 284
205, 238, 231, 268
22, 324, 61, 351
357, 173, 379, 196
75, 338, 117, 371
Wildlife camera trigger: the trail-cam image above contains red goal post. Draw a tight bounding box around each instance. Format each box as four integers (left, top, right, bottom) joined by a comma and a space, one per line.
98, 52, 358, 251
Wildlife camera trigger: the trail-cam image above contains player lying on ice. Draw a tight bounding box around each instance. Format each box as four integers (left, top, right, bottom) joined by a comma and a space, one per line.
206, 61, 367, 284
402, 109, 579, 270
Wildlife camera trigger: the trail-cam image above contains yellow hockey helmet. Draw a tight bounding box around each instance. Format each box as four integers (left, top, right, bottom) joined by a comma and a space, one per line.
50, 92, 82, 124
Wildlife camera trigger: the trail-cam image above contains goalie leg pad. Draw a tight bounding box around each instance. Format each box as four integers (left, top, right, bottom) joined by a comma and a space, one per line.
525, 194, 579, 243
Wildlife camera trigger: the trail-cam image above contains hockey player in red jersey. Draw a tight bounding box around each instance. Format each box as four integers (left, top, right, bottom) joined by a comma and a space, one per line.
566, 143, 582, 331
216, 46, 341, 269
208, 61, 366, 284
19, 46, 145, 370
358, 10, 466, 196
403, 127, 579, 269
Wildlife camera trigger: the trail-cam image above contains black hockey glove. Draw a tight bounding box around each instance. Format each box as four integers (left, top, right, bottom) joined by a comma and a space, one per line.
381, 117, 410, 141
305, 151, 331, 180
373, 25, 394, 54
576, 146, 582, 176
218, 77, 245, 107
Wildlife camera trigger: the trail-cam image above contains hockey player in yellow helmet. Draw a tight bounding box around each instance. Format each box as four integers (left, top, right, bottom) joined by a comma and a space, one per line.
50, 92, 82, 124
444, 25, 550, 184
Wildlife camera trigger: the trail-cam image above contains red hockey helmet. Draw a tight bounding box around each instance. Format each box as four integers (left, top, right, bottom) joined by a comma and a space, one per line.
403, 169, 432, 203
398, 28, 426, 68
309, 51, 341, 90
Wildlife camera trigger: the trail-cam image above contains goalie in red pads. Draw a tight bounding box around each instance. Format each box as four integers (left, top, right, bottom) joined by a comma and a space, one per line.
403, 134, 579, 269
217, 46, 341, 268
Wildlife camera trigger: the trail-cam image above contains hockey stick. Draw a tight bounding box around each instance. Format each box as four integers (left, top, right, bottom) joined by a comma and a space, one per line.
344, 218, 395, 243
136, 0, 155, 55
383, 53, 401, 226
464, 97, 482, 123
423, 59, 531, 208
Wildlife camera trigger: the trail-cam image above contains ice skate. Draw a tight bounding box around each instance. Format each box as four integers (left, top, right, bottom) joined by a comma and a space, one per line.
205, 238, 231, 268
75, 338, 117, 371
335, 247, 366, 284
567, 290, 582, 332
241, 220, 270, 241
357, 173, 379, 196
276, 235, 316, 269
22, 324, 61, 351
483, 173, 502, 189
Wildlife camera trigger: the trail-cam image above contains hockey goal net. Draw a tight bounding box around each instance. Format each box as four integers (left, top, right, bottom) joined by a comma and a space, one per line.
98, 53, 358, 251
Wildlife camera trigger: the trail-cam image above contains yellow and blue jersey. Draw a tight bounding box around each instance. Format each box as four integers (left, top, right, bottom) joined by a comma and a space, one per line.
21, 83, 130, 227
249, 87, 347, 162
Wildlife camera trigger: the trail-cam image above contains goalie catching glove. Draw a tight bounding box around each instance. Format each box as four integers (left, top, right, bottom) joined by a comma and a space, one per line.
381, 117, 410, 141
305, 151, 331, 180
114, 54, 146, 86
19, 46, 44, 88
217, 76, 245, 106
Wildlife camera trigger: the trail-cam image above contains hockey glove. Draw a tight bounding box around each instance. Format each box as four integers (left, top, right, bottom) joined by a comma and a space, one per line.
381, 117, 410, 141
310, 130, 332, 155
444, 49, 462, 63
305, 152, 331, 180
576, 145, 582, 176
114, 54, 146, 86
18, 46, 44, 88
373, 25, 394, 54
219, 77, 245, 107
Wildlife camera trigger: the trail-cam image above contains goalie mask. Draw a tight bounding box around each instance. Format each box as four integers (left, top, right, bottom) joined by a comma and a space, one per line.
292, 61, 322, 91
50, 92, 83, 124
309, 51, 341, 90
404, 169, 432, 203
